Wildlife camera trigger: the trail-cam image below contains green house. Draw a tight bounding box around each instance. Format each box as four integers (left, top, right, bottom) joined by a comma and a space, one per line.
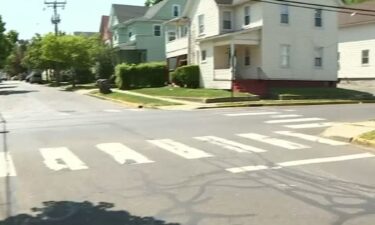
109, 0, 187, 65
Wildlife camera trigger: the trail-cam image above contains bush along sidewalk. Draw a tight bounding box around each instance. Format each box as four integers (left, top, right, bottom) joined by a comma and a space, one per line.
171, 65, 200, 88
115, 62, 167, 90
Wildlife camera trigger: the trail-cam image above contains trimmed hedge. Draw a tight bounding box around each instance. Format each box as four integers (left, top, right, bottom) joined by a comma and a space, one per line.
171, 65, 200, 88
115, 62, 167, 89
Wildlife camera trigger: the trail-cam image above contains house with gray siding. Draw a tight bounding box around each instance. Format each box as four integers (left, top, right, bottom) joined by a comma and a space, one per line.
109, 0, 187, 64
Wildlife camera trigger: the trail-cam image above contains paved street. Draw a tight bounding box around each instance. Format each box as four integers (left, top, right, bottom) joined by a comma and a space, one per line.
1, 81, 375, 225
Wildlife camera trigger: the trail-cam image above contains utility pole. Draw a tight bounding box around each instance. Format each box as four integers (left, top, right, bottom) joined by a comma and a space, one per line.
44, 0, 67, 36
44, 1, 67, 86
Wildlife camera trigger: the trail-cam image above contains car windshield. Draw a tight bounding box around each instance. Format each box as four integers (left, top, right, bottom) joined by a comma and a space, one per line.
1, 1, 375, 225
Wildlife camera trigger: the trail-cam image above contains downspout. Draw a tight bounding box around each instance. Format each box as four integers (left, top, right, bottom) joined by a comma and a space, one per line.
186, 17, 192, 65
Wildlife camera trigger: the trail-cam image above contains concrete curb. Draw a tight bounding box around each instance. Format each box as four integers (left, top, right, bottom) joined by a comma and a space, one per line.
86, 93, 148, 109
352, 137, 375, 149
196, 100, 374, 110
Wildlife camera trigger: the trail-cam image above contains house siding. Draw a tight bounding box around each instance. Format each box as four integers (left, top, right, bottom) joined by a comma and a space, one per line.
261, 0, 338, 82
153, 0, 186, 20
339, 23, 375, 79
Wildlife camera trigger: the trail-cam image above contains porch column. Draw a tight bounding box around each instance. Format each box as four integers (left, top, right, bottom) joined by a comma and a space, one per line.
229, 41, 236, 81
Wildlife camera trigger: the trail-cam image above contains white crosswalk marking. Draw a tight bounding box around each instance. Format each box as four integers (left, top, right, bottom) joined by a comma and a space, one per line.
40, 147, 88, 171
104, 109, 122, 113
275, 131, 348, 146
0, 152, 17, 177
97, 143, 154, 165
227, 153, 375, 173
194, 136, 266, 153
237, 133, 310, 150
270, 114, 302, 119
225, 112, 280, 117
285, 122, 333, 129
265, 118, 326, 124
148, 139, 213, 159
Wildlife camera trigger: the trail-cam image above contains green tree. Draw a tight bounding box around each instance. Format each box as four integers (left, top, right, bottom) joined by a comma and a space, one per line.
0, 16, 18, 69
4, 39, 28, 76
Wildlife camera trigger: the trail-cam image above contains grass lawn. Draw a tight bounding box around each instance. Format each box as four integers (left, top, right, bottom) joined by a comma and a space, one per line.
63, 83, 97, 91
92, 91, 180, 107
131, 87, 253, 98
360, 130, 375, 141
270, 87, 374, 100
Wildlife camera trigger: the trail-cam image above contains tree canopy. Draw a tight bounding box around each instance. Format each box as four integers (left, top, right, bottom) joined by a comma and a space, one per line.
0, 16, 18, 69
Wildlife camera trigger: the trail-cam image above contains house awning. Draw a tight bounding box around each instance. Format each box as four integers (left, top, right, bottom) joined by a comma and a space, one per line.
197, 27, 261, 46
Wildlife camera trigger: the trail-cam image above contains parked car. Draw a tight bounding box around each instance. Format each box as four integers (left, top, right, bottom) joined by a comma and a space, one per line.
26, 71, 42, 84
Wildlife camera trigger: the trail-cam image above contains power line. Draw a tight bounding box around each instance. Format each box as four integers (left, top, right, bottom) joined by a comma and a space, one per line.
269, 0, 375, 13
44, 0, 67, 36
252, 0, 375, 17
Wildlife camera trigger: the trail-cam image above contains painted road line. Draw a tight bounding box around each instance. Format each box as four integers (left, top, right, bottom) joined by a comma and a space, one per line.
285, 122, 334, 129
275, 131, 348, 146
58, 113, 71, 116
0, 152, 17, 177
148, 139, 213, 159
238, 133, 310, 150
194, 136, 266, 153
265, 118, 326, 124
40, 147, 88, 171
225, 112, 280, 117
96, 143, 154, 165
104, 109, 122, 113
270, 114, 303, 119
227, 153, 375, 173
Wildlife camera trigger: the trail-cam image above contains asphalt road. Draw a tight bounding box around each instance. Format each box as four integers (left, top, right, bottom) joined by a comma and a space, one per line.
1, 81, 375, 225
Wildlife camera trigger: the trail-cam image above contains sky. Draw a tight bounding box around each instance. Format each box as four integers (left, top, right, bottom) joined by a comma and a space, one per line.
0, 0, 144, 40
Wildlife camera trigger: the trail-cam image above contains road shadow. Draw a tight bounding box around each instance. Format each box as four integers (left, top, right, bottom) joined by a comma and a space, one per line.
0, 90, 38, 95
0, 86, 17, 89
0, 201, 180, 225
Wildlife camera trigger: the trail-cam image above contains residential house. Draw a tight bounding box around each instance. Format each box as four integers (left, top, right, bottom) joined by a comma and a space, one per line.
166, 0, 341, 95
338, 1, 375, 81
109, 0, 187, 64
73, 32, 98, 37
99, 15, 112, 45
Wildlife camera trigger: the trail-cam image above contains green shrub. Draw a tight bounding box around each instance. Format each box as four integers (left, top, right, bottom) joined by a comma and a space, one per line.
115, 62, 167, 89
171, 65, 200, 88
75, 68, 95, 84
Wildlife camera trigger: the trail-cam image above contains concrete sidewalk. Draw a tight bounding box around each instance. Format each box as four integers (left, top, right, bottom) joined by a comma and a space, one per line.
322, 121, 375, 142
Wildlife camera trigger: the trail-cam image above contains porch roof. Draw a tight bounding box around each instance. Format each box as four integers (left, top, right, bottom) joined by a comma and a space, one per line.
197, 27, 261, 45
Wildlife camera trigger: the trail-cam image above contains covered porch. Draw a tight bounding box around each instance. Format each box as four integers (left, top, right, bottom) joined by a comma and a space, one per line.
201, 28, 262, 82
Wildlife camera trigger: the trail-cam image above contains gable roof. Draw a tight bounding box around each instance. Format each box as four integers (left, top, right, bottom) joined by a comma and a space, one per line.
143, 0, 170, 19
112, 4, 148, 23
339, 1, 375, 27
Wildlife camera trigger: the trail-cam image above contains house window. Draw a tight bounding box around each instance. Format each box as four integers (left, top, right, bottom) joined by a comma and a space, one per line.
362, 50, 370, 65
315, 9, 323, 27
223, 11, 232, 30
201, 50, 207, 62
180, 25, 188, 37
244, 6, 251, 26
314, 47, 324, 68
172, 5, 181, 17
198, 14, 205, 34
154, 25, 161, 36
168, 31, 176, 42
280, 44, 290, 68
280, 4, 289, 24
244, 47, 251, 66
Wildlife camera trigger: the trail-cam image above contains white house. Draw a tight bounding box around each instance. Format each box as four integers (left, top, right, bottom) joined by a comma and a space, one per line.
166, 0, 341, 96
339, 1, 375, 81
